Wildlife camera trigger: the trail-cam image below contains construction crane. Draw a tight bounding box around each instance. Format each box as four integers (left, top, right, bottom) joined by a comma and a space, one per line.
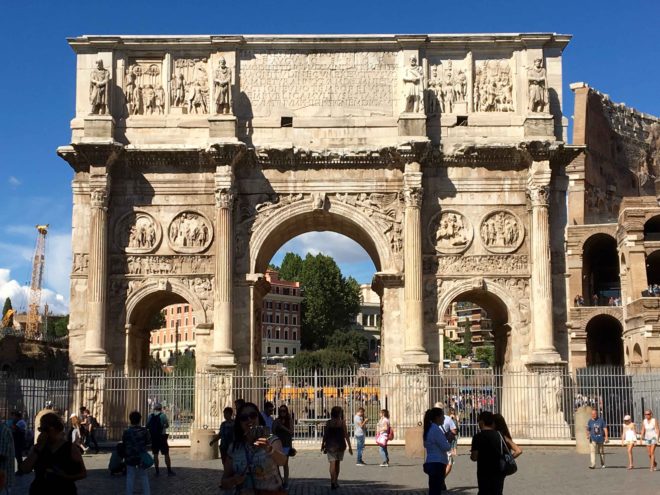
26, 224, 48, 339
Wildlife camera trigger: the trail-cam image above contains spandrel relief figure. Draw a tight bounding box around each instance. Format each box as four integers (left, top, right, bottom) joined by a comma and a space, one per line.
480, 211, 524, 253
214, 57, 232, 115
474, 60, 513, 112
155, 85, 166, 114
527, 58, 548, 113
441, 66, 453, 113
144, 85, 157, 115
403, 56, 424, 113
89, 59, 110, 115
168, 212, 212, 253
120, 213, 160, 253
173, 73, 186, 106
436, 213, 468, 247
187, 80, 208, 114
426, 66, 440, 116
125, 72, 137, 115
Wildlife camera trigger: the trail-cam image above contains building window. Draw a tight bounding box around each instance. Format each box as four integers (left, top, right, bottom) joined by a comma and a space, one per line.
283, 288, 290, 296
184, 317, 188, 326
276, 287, 280, 294
177, 307, 182, 314
176, 319, 181, 328
184, 305, 189, 312
276, 302, 281, 310
284, 316, 289, 324
268, 328, 272, 338
293, 331, 297, 340
292, 304, 298, 311
284, 347, 288, 354
267, 346, 271, 354
171, 307, 175, 315
276, 329, 280, 339
170, 334, 174, 343
292, 316, 297, 325
275, 346, 280, 354
276, 315, 280, 324
293, 348, 296, 355
170, 320, 175, 328
192, 316, 196, 325
284, 303, 290, 310
284, 330, 289, 340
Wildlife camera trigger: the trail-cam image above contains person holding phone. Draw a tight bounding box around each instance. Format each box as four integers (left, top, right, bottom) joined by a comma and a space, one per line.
221, 402, 287, 494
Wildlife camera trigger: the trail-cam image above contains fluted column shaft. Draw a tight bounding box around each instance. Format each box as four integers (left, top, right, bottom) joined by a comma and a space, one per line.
402, 162, 429, 365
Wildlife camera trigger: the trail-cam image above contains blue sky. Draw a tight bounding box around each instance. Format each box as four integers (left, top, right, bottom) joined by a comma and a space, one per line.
0, 0, 658, 314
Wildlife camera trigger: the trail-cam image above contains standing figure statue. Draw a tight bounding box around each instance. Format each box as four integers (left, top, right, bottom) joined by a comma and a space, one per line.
89, 59, 110, 115
403, 56, 424, 113
173, 73, 186, 106
214, 57, 232, 115
527, 58, 548, 113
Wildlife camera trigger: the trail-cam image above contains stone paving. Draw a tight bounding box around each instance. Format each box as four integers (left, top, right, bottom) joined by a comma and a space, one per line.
10, 446, 660, 494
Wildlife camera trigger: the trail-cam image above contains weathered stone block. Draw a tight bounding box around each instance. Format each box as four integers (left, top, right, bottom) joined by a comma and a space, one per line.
398, 113, 426, 137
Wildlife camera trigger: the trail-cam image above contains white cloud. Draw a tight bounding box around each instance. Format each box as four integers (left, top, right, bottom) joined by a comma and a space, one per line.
8, 176, 21, 187
275, 232, 374, 266
0, 267, 69, 315
44, 232, 72, 298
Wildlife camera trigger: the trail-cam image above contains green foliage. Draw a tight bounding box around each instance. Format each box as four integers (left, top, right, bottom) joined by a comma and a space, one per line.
2, 297, 13, 327
299, 253, 361, 350
327, 329, 370, 363
461, 320, 473, 356
173, 352, 196, 374
278, 253, 304, 281
268, 263, 280, 271
474, 345, 495, 367
148, 355, 164, 371
287, 348, 356, 374
51, 315, 69, 337
444, 336, 466, 360
147, 311, 166, 331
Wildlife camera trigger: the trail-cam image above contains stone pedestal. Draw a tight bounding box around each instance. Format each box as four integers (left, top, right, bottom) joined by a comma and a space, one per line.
209, 115, 237, 140
575, 406, 592, 454
524, 114, 555, 137
405, 426, 424, 458
83, 116, 115, 141
190, 428, 219, 461
398, 113, 427, 137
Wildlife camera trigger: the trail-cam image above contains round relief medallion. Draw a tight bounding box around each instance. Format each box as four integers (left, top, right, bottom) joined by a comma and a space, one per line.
167, 211, 213, 253
429, 210, 473, 254
479, 210, 525, 254
115, 211, 161, 254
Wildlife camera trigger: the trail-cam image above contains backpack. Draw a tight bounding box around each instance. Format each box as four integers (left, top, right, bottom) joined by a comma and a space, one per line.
387, 426, 394, 441
147, 413, 162, 437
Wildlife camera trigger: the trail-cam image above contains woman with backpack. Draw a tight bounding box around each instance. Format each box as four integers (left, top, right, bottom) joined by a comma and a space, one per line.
423, 407, 451, 494
122, 411, 152, 495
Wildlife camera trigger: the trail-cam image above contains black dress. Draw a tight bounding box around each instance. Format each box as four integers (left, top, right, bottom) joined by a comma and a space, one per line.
30, 441, 81, 495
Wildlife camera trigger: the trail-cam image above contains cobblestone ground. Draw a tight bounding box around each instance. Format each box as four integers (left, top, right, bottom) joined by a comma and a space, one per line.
10, 446, 660, 494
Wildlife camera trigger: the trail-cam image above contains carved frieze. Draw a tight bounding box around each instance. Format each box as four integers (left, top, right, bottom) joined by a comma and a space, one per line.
171, 57, 210, 114
437, 255, 528, 274
474, 60, 513, 113
427, 60, 467, 115
72, 253, 89, 275
429, 211, 473, 254
111, 255, 213, 276
125, 59, 166, 116
236, 50, 398, 118
115, 211, 161, 254
168, 211, 213, 253
479, 211, 524, 254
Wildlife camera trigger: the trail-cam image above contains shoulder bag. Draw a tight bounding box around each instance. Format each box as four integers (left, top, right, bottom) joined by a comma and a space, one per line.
498, 432, 517, 476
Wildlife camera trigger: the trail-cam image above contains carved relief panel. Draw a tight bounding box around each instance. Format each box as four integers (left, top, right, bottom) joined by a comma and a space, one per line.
171, 57, 210, 114
167, 211, 213, 253
473, 59, 514, 113
124, 58, 166, 116
426, 56, 469, 115
115, 211, 161, 254
429, 210, 473, 254
479, 210, 524, 253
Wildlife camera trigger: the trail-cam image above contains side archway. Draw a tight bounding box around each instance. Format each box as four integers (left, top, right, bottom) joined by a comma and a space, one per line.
581, 233, 620, 305
585, 314, 624, 366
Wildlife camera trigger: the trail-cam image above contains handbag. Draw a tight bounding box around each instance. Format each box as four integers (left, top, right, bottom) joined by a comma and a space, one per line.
140, 451, 154, 469
498, 432, 517, 476
376, 431, 389, 446
387, 426, 394, 441
288, 447, 297, 457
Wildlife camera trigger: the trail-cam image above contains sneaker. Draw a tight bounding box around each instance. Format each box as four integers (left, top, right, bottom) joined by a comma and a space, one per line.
589, 466, 595, 469
379, 462, 389, 467
601, 465, 606, 469
356, 461, 366, 466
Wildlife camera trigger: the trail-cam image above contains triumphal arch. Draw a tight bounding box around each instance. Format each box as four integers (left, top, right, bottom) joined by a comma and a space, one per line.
58, 33, 581, 378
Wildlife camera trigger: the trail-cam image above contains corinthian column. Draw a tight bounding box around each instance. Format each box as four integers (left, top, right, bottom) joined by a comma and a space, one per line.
80, 169, 110, 366
208, 165, 236, 368
528, 160, 561, 364
402, 162, 429, 366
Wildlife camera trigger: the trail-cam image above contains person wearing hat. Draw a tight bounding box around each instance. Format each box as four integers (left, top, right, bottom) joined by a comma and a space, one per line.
621, 414, 638, 469
146, 403, 174, 476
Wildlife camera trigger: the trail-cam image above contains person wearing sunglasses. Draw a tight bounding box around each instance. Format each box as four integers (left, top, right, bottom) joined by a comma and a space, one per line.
221, 402, 287, 494
19, 412, 86, 494
641, 410, 658, 471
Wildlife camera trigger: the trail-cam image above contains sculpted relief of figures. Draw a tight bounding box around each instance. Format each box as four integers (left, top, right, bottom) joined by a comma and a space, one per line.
115, 212, 161, 254
430, 211, 473, 254
437, 255, 528, 274
89, 59, 110, 115
480, 211, 524, 253
474, 60, 513, 113
111, 254, 212, 276
168, 212, 213, 253
124, 61, 165, 116
403, 56, 424, 113
171, 58, 210, 114
72, 253, 89, 274
427, 61, 467, 115
527, 58, 548, 113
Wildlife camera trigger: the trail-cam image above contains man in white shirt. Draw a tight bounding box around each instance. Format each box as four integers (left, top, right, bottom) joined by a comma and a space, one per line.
354, 408, 368, 465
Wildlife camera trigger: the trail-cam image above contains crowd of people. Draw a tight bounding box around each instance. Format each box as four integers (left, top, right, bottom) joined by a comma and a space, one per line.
573, 293, 622, 307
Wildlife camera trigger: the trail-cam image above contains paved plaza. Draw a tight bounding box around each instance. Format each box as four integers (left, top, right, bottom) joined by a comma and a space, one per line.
10, 446, 660, 494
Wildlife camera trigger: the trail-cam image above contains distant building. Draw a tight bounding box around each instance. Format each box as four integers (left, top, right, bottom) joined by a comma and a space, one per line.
150, 304, 196, 363
261, 269, 303, 360
354, 284, 381, 362
445, 302, 493, 347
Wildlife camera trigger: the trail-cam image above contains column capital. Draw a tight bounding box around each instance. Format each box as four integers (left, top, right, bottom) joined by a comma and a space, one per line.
214, 163, 235, 209
527, 159, 552, 207
403, 185, 423, 208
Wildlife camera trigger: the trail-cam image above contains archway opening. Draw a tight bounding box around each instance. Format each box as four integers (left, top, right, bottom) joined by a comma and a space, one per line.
644, 215, 660, 241
443, 289, 509, 368
631, 343, 643, 365
582, 234, 620, 306
645, 250, 660, 287
586, 314, 623, 366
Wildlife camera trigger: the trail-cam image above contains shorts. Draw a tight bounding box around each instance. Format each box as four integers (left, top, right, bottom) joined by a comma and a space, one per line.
644, 438, 657, 446
327, 450, 345, 462
152, 434, 170, 455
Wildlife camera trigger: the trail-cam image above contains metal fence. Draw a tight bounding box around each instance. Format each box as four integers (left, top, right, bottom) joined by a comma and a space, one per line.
2, 366, 659, 445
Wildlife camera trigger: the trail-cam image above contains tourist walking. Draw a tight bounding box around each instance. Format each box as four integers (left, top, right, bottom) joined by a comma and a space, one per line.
81, 408, 100, 454
493, 414, 523, 459
376, 409, 391, 467
640, 409, 658, 471
9, 411, 27, 469
0, 420, 15, 493
122, 411, 151, 495
68, 414, 86, 453
220, 402, 287, 494
423, 407, 451, 494
442, 408, 458, 480
19, 412, 87, 495
621, 414, 638, 469
147, 403, 174, 476
353, 407, 368, 465
587, 409, 608, 469
321, 406, 352, 490
470, 411, 506, 495
209, 406, 234, 469
272, 404, 294, 487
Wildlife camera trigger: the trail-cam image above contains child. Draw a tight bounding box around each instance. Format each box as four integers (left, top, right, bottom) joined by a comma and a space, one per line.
210, 407, 234, 468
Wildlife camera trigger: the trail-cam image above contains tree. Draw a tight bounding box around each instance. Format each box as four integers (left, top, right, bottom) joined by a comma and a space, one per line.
474, 345, 495, 367
327, 329, 370, 363
52, 315, 69, 337
287, 348, 356, 374
299, 253, 361, 349
278, 252, 304, 281
461, 320, 473, 356
444, 336, 466, 360
147, 310, 166, 331
173, 352, 196, 374
2, 297, 12, 327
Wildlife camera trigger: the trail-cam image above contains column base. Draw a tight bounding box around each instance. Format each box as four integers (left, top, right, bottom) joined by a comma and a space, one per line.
401, 350, 430, 368
76, 349, 110, 368
206, 352, 236, 369
528, 349, 563, 366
